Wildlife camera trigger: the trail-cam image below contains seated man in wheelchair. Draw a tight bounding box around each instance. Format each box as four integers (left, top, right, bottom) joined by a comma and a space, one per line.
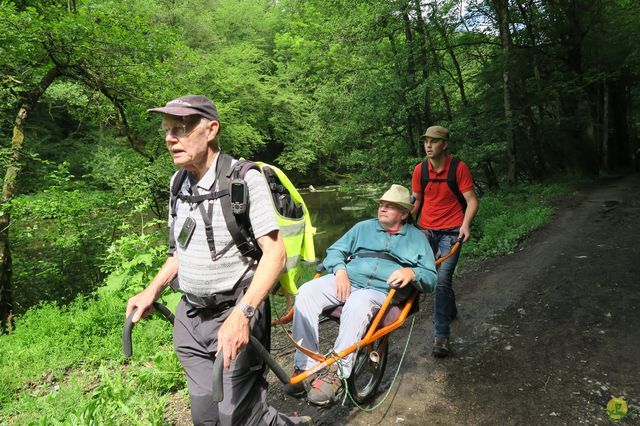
284, 184, 437, 406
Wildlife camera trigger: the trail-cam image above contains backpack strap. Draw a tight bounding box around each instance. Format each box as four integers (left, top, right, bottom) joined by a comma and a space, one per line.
168, 153, 263, 261
218, 157, 263, 261
188, 155, 236, 261
416, 160, 429, 221
417, 158, 467, 220
447, 157, 467, 212
169, 168, 189, 254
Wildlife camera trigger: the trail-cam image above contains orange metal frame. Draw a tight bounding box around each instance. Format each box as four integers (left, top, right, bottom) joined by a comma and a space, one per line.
273, 241, 462, 386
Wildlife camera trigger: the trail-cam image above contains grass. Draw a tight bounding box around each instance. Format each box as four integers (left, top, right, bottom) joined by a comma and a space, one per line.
461, 180, 580, 263
0, 178, 582, 424
0, 291, 180, 425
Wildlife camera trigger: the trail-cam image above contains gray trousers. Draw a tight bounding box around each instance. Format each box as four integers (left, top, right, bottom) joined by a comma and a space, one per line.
292, 274, 387, 377
173, 296, 305, 426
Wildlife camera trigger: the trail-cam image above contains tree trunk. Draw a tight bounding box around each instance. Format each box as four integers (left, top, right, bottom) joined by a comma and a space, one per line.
423, 19, 453, 123
433, 10, 468, 106
1, 66, 61, 332
388, 34, 417, 155
558, 0, 600, 174
412, 0, 432, 135
608, 76, 632, 169
483, 160, 500, 189
493, 0, 517, 185
515, 0, 549, 177
401, 2, 423, 155
602, 78, 609, 170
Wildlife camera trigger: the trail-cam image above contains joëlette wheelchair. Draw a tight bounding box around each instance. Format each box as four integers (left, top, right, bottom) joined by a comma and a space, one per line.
123, 240, 461, 405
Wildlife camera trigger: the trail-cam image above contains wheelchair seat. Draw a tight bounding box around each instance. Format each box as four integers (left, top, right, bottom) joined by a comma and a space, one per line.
322, 295, 419, 328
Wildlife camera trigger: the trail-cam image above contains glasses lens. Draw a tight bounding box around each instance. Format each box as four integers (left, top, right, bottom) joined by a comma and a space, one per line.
160, 117, 202, 138
160, 124, 187, 138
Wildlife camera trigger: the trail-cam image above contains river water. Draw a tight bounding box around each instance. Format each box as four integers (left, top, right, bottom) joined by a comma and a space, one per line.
299, 186, 380, 260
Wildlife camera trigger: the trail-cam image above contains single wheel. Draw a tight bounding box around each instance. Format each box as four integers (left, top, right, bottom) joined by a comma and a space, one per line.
346, 335, 389, 404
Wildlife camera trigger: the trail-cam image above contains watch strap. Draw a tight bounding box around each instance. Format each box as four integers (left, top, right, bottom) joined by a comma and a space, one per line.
236, 301, 255, 318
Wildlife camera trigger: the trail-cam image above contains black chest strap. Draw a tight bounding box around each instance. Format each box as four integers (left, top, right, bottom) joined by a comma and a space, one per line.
345, 251, 412, 268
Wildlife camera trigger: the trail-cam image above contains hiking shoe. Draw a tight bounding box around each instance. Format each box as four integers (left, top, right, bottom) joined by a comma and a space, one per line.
284, 369, 317, 398
306, 365, 343, 406
432, 336, 450, 358
296, 415, 313, 425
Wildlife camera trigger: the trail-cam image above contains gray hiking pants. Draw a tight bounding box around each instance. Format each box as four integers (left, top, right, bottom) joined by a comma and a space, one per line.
173, 296, 305, 425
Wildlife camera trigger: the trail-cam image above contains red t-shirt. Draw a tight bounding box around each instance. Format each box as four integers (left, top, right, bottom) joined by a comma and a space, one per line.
411, 156, 474, 230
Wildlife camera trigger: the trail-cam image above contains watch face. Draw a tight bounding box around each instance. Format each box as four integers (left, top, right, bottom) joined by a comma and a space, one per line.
239, 303, 255, 318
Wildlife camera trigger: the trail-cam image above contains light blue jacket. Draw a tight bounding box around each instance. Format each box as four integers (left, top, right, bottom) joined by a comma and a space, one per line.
323, 219, 437, 295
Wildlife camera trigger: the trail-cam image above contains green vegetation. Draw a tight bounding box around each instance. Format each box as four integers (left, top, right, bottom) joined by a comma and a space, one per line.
464, 181, 573, 258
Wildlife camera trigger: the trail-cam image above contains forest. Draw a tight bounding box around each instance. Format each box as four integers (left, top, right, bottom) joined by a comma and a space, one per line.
1, 0, 639, 423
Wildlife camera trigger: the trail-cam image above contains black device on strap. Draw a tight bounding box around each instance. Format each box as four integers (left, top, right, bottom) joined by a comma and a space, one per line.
219, 158, 263, 260
417, 157, 467, 221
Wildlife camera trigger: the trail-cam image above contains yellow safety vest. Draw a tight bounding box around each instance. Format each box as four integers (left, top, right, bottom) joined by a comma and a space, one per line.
256, 162, 316, 295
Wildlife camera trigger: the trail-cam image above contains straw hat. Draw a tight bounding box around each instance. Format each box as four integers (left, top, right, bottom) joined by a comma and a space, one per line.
374, 184, 413, 211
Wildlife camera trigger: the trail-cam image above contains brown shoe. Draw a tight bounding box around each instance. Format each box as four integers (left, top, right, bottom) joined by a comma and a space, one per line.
432, 336, 450, 358
307, 365, 344, 406
284, 369, 317, 397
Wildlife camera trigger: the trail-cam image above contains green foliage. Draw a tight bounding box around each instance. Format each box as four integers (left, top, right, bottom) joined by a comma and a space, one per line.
100, 222, 168, 298
0, 0, 637, 421
463, 182, 570, 259
59, 367, 168, 426
0, 289, 177, 424
10, 175, 123, 310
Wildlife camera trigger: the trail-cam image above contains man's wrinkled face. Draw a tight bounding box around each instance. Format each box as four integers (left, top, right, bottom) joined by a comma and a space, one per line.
378, 201, 409, 230
161, 115, 218, 169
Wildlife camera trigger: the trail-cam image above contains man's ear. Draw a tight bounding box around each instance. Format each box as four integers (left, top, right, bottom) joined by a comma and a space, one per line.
206, 120, 220, 142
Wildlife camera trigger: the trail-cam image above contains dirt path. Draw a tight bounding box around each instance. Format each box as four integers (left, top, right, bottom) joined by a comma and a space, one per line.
270, 172, 640, 425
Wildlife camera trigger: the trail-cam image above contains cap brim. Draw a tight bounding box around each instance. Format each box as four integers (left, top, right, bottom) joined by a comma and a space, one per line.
147, 106, 201, 117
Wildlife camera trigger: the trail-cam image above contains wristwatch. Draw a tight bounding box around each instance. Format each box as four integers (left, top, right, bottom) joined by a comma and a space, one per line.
236, 301, 256, 319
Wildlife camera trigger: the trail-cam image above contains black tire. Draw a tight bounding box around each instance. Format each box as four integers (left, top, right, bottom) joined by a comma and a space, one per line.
346, 335, 389, 404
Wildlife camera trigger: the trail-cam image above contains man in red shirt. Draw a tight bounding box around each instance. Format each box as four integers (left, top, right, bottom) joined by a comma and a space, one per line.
411, 125, 479, 358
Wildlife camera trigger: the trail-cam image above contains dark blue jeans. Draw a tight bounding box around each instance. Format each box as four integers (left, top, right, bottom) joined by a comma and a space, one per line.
426, 228, 461, 338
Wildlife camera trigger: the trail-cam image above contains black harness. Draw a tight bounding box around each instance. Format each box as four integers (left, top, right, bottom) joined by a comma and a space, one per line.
169, 153, 262, 261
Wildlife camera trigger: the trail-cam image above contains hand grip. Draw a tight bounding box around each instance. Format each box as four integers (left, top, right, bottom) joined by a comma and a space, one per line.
122, 303, 175, 358
249, 335, 290, 384
122, 307, 138, 358
212, 349, 224, 402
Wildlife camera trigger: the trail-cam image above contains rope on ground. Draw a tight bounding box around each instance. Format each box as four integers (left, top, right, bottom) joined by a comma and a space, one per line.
339, 315, 417, 412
